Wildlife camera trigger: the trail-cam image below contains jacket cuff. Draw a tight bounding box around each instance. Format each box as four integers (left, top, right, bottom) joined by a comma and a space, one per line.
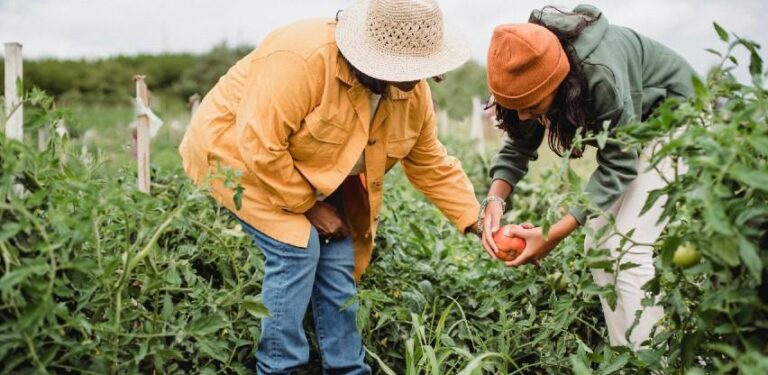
490, 171, 522, 190
282, 194, 317, 214
454, 203, 481, 235
569, 206, 589, 226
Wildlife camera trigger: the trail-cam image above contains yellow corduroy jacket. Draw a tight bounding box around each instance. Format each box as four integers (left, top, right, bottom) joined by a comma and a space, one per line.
179, 18, 480, 279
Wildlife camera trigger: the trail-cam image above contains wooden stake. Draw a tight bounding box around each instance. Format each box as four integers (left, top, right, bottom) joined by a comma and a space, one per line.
470, 96, 485, 155
438, 110, 449, 138
4, 42, 23, 140
189, 93, 201, 118
134, 75, 151, 194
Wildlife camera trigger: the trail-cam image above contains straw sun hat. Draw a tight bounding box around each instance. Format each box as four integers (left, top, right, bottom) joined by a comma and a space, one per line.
336, 0, 470, 82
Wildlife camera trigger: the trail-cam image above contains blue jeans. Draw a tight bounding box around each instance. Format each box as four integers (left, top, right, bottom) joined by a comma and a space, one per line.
235, 193, 370, 374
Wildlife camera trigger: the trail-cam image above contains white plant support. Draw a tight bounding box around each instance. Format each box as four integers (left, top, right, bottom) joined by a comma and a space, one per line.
4, 42, 23, 140
134, 76, 151, 194
189, 93, 201, 118
438, 110, 449, 137
470, 96, 485, 155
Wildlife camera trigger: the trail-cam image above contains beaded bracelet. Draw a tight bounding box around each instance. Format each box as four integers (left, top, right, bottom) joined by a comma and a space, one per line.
477, 196, 506, 235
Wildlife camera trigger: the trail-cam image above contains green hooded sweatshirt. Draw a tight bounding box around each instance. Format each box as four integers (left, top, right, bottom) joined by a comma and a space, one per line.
489, 4, 697, 224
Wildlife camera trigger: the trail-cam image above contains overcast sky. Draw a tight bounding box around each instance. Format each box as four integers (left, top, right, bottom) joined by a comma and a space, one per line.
1, 0, 767, 80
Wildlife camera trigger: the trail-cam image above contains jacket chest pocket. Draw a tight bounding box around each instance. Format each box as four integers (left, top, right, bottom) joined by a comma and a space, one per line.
385, 135, 418, 171
289, 115, 351, 161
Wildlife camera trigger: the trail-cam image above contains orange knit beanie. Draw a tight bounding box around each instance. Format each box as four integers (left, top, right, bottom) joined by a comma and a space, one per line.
487, 23, 570, 110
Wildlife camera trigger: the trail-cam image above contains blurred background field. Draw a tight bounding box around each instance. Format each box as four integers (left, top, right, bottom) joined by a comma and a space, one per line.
1, 44, 596, 184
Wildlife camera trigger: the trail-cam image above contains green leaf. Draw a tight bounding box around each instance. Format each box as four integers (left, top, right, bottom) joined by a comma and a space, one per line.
736, 206, 768, 226
186, 314, 227, 337
730, 166, 768, 191
135, 340, 149, 364
711, 236, 741, 267
596, 130, 609, 150
365, 347, 398, 375
409, 222, 425, 240
604, 287, 618, 311
619, 262, 640, 272
18, 299, 50, 332
748, 136, 768, 155
567, 164, 583, 190
456, 353, 503, 375
162, 293, 174, 319
233, 184, 245, 211
570, 354, 593, 375
16, 77, 23, 98
0, 258, 49, 291
738, 236, 762, 281
639, 188, 665, 217
705, 48, 722, 58
691, 75, 709, 101
703, 201, 732, 235
197, 339, 229, 362
742, 40, 765, 78
708, 343, 739, 359
0, 223, 22, 242
714, 22, 729, 42
153, 346, 184, 362
599, 352, 630, 374
242, 296, 270, 319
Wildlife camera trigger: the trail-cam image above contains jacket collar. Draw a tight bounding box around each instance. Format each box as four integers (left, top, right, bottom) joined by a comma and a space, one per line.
335, 53, 412, 101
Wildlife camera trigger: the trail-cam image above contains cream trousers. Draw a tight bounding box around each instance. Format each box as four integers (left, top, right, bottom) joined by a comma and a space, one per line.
584, 143, 686, 348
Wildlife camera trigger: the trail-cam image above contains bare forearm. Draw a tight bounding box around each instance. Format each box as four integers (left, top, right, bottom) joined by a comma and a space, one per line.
547, 214, 580, 242
488, 179, 513, 199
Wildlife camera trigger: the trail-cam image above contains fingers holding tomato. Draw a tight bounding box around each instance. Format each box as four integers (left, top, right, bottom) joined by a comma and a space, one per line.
493, 224, 527, 262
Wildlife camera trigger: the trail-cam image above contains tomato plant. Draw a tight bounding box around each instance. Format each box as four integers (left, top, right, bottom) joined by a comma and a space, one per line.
1, 24, 766, 374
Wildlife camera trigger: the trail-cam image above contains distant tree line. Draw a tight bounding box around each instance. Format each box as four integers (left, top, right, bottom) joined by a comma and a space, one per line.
1, 43, 488, 118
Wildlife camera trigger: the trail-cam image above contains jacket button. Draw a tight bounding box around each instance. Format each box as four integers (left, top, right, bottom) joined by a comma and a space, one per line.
367, 139, 376, 145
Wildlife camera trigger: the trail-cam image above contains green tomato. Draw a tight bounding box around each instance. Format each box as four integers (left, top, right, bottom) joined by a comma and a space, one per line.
672, 243, 701, 269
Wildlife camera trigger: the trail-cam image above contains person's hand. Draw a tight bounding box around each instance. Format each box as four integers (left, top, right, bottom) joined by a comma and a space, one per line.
304, 201, 349, 239
502, 225, 561, 267
465, 220, 482, 238
480, 200, 505, 260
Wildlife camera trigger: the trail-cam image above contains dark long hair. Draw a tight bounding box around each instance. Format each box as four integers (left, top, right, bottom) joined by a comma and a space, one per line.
494, 6, 601, 158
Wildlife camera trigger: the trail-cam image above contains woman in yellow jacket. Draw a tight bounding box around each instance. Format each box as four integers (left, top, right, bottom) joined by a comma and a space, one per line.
179, 0, 480, 373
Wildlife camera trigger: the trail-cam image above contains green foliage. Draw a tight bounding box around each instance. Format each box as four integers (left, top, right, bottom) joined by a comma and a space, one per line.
0, 43, 252, 106
359, 170, 609, 373
0, 105, 267, 373
429, 60, 489, 120
2, 47, 486, 121
609, 28, 768, 373
1, 25, 766, 374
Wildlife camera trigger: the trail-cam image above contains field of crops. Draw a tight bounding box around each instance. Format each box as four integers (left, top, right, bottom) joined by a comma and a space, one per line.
1, 29, 767, 374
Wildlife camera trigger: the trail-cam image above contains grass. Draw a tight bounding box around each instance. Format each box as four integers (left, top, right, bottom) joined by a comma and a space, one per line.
53, 103, 597, 188
60, 101, 189, 175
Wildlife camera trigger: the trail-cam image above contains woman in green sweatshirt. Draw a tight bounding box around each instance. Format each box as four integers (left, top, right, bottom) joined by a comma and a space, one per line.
481, 5, 696, 347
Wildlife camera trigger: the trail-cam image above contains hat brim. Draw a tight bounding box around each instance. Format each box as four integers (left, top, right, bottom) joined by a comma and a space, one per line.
335, 0, 471, 82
